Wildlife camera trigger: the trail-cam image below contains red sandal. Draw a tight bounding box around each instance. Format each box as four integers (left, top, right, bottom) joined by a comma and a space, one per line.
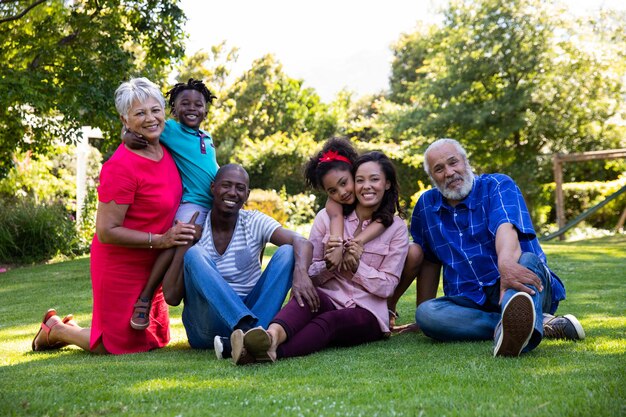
130, 297, 152, 330
61, 314, 79, 327
32, 309, 63, 351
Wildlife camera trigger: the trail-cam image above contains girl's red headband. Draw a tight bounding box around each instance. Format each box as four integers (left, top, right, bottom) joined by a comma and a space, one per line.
318, 150, 352, 166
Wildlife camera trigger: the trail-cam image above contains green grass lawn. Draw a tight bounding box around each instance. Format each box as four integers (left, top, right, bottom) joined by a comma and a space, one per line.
1, 235, 625, 417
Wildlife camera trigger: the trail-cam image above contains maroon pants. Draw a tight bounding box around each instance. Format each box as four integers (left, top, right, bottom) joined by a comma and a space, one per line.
272, 289, 383, 359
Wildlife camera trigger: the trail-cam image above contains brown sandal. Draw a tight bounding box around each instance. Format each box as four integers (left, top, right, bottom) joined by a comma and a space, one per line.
32, 309, 63, 351
130, 297, 152, 330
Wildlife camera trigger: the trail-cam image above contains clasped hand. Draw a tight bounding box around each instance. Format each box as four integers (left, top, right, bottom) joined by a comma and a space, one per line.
324, 236, 363, 273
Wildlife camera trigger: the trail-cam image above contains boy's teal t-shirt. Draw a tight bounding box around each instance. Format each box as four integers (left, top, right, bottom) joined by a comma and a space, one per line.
160, 119, 218, 209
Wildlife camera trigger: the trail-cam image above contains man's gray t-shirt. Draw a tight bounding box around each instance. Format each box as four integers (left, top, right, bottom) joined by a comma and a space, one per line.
196, 210, 281, 296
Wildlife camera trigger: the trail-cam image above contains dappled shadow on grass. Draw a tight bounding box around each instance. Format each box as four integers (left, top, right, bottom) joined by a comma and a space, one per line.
3, 331, 624, 417
1, 237, 625, 416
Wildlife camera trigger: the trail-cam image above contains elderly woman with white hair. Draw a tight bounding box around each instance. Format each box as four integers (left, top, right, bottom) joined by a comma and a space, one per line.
32, 77, 196, 354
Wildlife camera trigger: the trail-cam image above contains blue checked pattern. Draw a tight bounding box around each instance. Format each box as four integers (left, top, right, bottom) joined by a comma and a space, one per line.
410, 174, 565, 311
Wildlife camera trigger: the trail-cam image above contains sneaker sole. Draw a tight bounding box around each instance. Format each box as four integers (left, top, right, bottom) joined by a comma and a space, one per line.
494, 292, 535, 357
230, 329, 246, 364
243, 327, 274, 362
563, 314, 586, 340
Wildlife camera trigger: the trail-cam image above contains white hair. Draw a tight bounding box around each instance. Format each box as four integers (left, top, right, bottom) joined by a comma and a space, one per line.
114, 77, 165, 118
423, 138, 469, 175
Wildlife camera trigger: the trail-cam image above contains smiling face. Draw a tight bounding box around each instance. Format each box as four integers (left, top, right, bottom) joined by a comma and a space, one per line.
321, 168, 355, 206
172, 89, 207, 129
426, 142, 474, 206
210, 166, 250, 216
354, 161, 390, 210
122, 97, 165, 141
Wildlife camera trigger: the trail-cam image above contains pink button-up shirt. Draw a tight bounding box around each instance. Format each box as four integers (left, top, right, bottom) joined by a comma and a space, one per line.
308, 209, 409, 333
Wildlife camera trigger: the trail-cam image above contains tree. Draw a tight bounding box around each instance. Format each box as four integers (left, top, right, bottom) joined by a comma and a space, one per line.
212, 54, 337, 163
174, 42, 240, 95
388, 0, 626, 208
0, 0, 186, 177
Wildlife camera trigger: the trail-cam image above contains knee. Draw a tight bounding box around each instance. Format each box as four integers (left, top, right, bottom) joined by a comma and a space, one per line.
404, 243, 424, 275
271, 245, 295, 267
518, 252, 549, 286
518, 252, 540, 268
415, 299, 439, 329
183, 245, 202, 267
274, 244, 294, 258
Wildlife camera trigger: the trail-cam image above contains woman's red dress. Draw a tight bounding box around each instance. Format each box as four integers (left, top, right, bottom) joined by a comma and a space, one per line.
90, 144, 182, 354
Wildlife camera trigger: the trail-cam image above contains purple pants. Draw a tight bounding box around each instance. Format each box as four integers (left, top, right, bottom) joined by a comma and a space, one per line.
272, 289, 383, 359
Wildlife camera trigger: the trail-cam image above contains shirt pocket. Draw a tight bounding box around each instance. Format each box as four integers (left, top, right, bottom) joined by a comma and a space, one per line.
234, 247, 255, 271
361, 242, 390, 271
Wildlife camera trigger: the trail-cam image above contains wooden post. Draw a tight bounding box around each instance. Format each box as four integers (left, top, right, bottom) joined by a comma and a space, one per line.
553, 153, 565, 241
616, 207, 626, 232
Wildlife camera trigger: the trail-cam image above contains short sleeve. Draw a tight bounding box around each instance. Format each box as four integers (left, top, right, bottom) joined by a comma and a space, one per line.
410, 194, 439, 263
249, 211, 281, 243
486, 175, 536, 239
97, 158, 137, 205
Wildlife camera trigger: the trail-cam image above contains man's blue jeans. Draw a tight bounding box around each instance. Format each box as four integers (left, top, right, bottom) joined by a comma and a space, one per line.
182, 245, 294, 349
415, 252, 552, 353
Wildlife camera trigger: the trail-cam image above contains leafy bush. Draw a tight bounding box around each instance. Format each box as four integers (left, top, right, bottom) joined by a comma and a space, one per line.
0, 200, 83, 264
245, 189, 289, 225
76, 186, 98, 250
535, 175, 626, 230
284, 191, 317, 227
233, 132, 319, 195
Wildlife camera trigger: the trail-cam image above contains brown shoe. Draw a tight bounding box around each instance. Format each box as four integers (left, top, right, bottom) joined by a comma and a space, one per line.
130, 297, 151, 330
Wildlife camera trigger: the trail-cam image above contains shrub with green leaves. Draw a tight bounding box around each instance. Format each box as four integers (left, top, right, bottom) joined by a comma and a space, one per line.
0, 199, 82, 264
535, 175, 626, 229
244, 189, 289, 225
284, 192, 317, 227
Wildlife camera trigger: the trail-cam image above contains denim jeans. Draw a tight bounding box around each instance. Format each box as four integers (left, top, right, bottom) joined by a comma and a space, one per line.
415, 252, 552, 353
182, 244, 294, 349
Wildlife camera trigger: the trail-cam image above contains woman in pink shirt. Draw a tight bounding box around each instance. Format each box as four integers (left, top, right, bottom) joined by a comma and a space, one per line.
231, 151, 409, 363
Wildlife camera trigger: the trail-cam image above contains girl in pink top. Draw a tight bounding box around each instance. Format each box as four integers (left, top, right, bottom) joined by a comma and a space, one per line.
230, 151, 409, 364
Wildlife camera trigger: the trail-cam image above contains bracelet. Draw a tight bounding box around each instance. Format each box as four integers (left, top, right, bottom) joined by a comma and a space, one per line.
148, 232, 152, 249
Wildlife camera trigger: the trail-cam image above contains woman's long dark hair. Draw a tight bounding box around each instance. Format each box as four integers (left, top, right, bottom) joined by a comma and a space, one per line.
353, 151, 405, 227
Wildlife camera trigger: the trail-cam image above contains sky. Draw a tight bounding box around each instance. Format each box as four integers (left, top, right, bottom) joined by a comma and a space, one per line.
179, 0, 625, 102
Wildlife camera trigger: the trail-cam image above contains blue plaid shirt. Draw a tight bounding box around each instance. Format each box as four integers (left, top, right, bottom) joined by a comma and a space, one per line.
411, 174, 565, 311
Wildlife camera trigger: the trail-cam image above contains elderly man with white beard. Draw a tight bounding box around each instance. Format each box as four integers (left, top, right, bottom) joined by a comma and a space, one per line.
409, 138, 584, 357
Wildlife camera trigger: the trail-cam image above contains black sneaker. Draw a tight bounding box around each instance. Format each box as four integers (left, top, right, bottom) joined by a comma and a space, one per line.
214, 335, 232, 359
543, 314, 585, 340
494, 292, 535, 357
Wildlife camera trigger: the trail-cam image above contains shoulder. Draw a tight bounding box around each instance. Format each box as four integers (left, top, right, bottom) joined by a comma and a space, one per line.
315, 208, 330, 220
102, 145, 134, 173
240, 209, 279, 225
389, 216, 409, 235
165, 118, 180, 130
416, 188, 440, 207
312, 208, 331, 226
160, 119, 180, 143
477, 173, 516, 188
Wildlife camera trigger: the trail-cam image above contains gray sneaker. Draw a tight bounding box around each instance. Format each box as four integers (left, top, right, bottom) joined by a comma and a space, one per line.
494, 292, 535, 357
543, 314, 585, 340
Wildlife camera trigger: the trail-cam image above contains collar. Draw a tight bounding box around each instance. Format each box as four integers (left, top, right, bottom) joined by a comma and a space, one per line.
346, 210, 372, 228
179, 122, 208, 138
